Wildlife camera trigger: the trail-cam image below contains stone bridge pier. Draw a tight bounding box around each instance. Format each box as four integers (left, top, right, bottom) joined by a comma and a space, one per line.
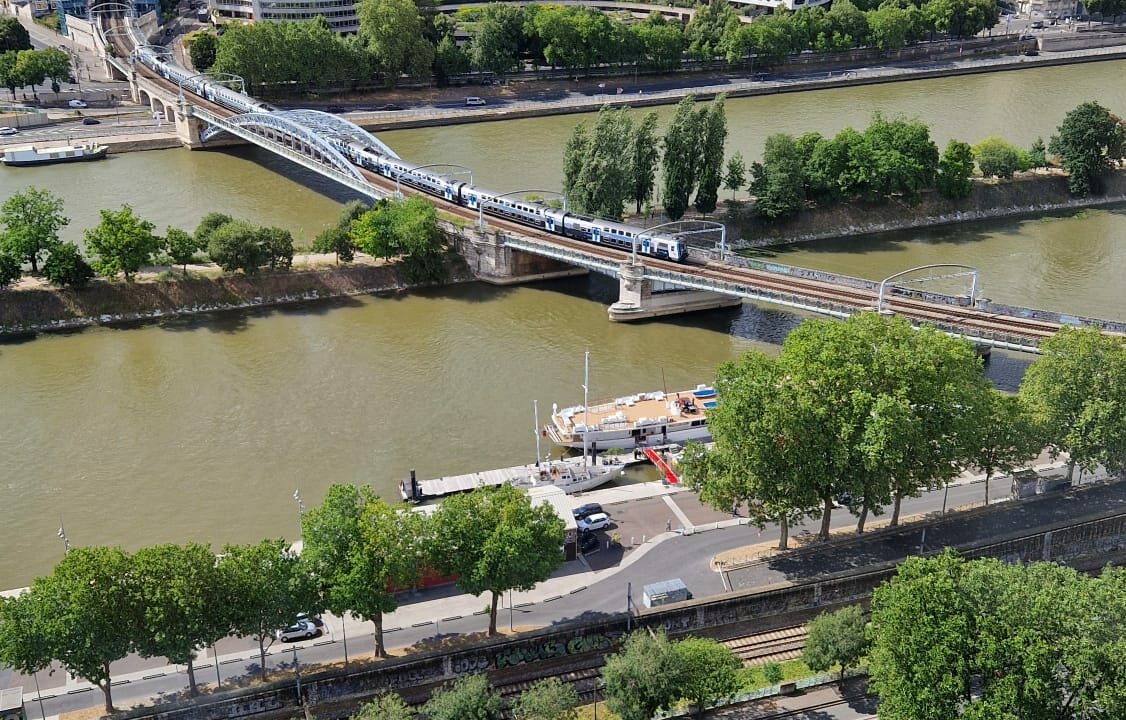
608, 261, 742, 322
447, 224, 588, 285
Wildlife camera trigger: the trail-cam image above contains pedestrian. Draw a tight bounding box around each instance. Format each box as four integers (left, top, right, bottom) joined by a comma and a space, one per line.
731, 502, 738, 517
666, 519, 672, 532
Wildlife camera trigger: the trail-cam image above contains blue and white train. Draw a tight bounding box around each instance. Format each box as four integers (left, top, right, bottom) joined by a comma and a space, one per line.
130, 38, 688, 263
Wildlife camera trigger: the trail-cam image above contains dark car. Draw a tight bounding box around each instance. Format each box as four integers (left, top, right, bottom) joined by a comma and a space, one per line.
572, 503, 603, 521
325, 105, 346, 113
376, 103, 403, 111
296, 612, 325, 629
579, 532, 600, 554
82, 117, 100, 125
1024, 48, 1039, 56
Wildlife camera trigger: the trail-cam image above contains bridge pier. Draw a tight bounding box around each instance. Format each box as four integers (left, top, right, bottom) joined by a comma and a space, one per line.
608, 261, 742, 322
447, 225, 588, 285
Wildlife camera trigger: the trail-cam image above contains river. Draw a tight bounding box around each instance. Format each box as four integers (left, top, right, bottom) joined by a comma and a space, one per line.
1, 60, 1124, 588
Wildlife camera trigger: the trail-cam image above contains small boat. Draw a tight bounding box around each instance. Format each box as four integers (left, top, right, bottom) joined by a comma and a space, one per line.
2, 142, 108, 167
544, 354, 716, 451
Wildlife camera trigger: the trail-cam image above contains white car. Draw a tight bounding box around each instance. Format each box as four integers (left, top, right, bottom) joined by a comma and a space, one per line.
68, 99, 88, 108
276, 619, 320, 642
0, 127, 17, 136
577, 512, 610, 533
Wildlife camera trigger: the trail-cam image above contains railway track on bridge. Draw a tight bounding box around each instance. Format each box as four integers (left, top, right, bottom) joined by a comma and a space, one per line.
112, 21, 1074, 348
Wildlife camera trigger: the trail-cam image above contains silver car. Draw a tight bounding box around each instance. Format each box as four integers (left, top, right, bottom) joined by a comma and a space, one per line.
276, 619, 320, 642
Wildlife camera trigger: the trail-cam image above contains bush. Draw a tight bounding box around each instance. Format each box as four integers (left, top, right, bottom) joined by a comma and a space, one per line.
762, 662, 783, 685
0, 252, 20, 288
972, 137, 1024, 179
42, 242, 94, 288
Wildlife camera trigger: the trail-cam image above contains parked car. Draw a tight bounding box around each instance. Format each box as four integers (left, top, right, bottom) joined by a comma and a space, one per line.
0, 127, 17, 136
68, 99, 88, 108
296, 612, 325, 629
577, 512, 610, 533
579, 532, 600, 554
276, 619, 320, 642
376, 103, 403, 111
82, 117, 100, 125
465, 96, 486, 106
572, 503, 603, 521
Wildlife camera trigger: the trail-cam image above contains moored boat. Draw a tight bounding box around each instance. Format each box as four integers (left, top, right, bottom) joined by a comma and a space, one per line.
545, 384, 716, 451
2, 142, 108, 167
399, 454, 624, 502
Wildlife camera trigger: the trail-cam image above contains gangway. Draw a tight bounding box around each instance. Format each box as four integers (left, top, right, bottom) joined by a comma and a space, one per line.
644, 447, 679, 485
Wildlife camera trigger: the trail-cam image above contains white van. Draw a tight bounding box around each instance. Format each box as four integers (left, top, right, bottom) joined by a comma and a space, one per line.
465, 96, 486, 106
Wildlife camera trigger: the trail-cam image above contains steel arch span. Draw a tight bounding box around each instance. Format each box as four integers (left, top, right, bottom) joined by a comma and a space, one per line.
199, 113, 364, 180
277, 109, 400, 160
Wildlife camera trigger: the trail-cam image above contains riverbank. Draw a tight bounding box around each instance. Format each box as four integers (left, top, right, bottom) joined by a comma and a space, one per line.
725, 168, 1126, 248
0, 257, 474, 337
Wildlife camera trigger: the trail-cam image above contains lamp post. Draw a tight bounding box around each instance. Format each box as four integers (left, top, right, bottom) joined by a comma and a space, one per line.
291, 645, 302, 705
32, 670, 47, 720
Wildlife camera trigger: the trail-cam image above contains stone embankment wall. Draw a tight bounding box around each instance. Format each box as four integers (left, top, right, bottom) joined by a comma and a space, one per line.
730, 169, 1126, 248
114, 502, 1126, 720
0, 263, 472, 336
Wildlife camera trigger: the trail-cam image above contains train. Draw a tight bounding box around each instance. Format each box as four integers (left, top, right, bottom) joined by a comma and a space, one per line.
127, 24, 688, 263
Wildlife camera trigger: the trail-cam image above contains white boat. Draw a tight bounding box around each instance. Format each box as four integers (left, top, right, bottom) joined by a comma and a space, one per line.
399, 455, 624, 501
2, 142, 108, 167
544, 354, 716, 451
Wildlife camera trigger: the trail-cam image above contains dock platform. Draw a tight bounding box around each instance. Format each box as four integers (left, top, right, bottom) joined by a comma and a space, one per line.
400, 454, 636, 501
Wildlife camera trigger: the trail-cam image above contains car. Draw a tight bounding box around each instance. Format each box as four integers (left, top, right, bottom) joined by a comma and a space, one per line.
68, 99, 88, 108
577, 512, 610, 533
296, 612, 325, 629
325, 105, 345, 113
82, 117, 100, 125
276, 619, 320, 642
572, 503, 603, 521
465, 96, 486, 106
0, 127, 17, 136
579, 532, 600, 554
376, 103, 403, 111
1024, 48, 1039, 56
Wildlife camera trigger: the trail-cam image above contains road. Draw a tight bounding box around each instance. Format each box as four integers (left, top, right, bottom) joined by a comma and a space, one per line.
4, 469, 1119, 718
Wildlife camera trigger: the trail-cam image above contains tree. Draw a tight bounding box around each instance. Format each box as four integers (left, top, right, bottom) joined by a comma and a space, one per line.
165, 227, 203, 274
429, 484, 563, 636
0, 251, 18, 288
868, 551, 1126, 720
562, 106, 635, 220
629, 111, 661, 214
602, 630, 682, 720
750, 133, 807, 220
662, 96, 705, 221
218, 539, 315, 680
471, 3, 524, 77
0, 186, 68, 274
189, 32, 218, 71
41, 242, 94, 288
694, 95, 727, 215
0, 17, 32, 53
1019, 326, 1126, 480
510, 677, 579, 720
207, 220, 265, 274
1026, 136, 1048, 168
967, 391, 1040, 506
0, 593, 52, 691
358, 0, 434, 87
826, 0, 869, 47
301, 485, 424, 658
257, 226, 294, 271
1049, 100, 1126, 196
685, 0, 737, 60
350, 196, 448, 283
132, 543, 227, 697
863, 113, 938, 200
866, 3, 911, 52
84, 205, 162, 281
926, 0, 998, 39
673, 637, 741, 716
14, 49, 47, 99
936, 139, 975, 199
0, 51, 21, 99
194, 212, 233, 247
31, 546, 139, 712
802, 605, 868, 682
972, 137, 1024, 179
422, 674, 502, 720
38, 48, 70, 93
723, 151, 746, 201
351, 692, 413, 720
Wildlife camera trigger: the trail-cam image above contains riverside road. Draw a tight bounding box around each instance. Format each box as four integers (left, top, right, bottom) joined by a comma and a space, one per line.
5, 471, 1121, 718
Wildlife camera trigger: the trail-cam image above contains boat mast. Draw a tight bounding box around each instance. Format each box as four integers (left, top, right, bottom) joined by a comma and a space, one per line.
534, 399, 542, 467
582, 350, 590, 466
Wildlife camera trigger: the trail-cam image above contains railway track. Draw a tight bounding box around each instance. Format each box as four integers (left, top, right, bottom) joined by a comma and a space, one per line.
113, 21, 1072, 346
